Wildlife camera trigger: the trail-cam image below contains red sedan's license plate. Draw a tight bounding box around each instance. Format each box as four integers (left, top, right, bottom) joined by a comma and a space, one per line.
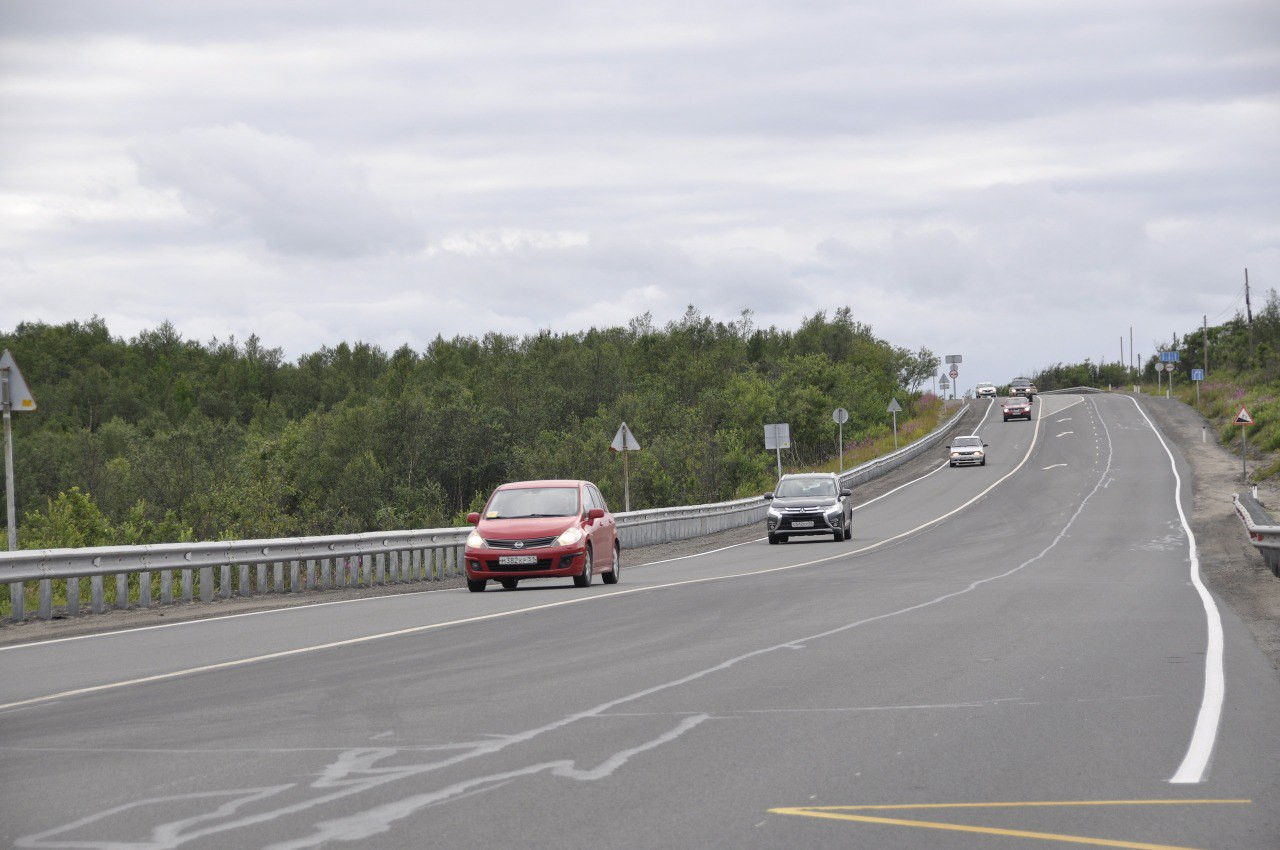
498, 555, 538, 565
791, 521, 815, 528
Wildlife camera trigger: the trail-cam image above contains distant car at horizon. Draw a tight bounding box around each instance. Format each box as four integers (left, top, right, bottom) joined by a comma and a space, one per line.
976, 382, 997, 398
1010, 377, 1038, 400
1003, 397, 1033, 421
464, 479, 619, 592
947, 434, 987, 467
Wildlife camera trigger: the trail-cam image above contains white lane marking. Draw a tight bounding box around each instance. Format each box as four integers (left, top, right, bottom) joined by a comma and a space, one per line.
1057, 418, 1072, 422
1043, 464, 1067, 470
1056, 431, 1073, 437
3, 402, 1005, 654
0, 400, 1076, 713
1123, 396, 1224, 785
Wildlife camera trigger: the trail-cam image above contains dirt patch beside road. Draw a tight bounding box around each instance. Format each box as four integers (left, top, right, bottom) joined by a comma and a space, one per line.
1130, 393, 1280, 672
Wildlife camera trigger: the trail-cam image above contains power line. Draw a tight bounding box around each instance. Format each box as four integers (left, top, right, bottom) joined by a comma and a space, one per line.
1210, 282, 1247, 322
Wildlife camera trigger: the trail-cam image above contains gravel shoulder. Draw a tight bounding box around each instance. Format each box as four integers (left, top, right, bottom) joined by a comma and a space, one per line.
1130, 392, 1280, 672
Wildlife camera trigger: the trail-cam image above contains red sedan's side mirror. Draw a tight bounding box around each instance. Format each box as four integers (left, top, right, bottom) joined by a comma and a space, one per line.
587, 508, 605, 521
466, 512, 480, 525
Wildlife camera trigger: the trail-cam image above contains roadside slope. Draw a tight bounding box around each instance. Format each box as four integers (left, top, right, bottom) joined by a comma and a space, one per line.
1131, 393, 1280, 671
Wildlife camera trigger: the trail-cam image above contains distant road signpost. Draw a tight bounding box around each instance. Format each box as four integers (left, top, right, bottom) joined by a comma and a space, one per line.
609, 422, 641, 512
764, 423, 790, 479
2, 349, 37, 621
1192, 368, 1205, 406
887, 398, 902, 448
1235, 406, 1255, 481
832, 408, 849, 472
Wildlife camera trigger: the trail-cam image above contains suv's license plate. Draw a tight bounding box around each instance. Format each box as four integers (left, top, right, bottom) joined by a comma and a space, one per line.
791, 521, 814, 528
498, 555, 538, 565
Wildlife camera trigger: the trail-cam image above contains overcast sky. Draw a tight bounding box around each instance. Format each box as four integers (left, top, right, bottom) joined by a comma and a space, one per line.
2, 0, 1277, 392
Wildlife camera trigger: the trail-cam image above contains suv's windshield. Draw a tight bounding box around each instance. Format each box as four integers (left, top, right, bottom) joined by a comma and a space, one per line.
776, 478, 837, 498
486, 487, 580, 518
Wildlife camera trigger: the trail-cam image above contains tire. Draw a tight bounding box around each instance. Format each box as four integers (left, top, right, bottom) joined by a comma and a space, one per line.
573, 546, 594, 587
602, 544, 620, 584
467, 579, 486, 593
844, 523, 852, 540
500, 578, 519, 590
832, 528, 842, 542
768, 534, 779, 545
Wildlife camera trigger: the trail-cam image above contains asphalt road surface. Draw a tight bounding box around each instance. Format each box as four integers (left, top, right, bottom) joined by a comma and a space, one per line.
2, 394, 1278, 849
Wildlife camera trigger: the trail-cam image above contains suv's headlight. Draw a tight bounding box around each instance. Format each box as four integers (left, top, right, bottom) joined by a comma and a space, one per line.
767, 505, 782, 518
824, 503, 842, 517
556, 526, 585, 546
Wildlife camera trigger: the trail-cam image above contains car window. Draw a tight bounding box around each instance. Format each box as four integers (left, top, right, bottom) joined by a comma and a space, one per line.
588, 484, 608, 513
486, 487, 580, 518
953, 437, 981, 447
777, 478, 837, 498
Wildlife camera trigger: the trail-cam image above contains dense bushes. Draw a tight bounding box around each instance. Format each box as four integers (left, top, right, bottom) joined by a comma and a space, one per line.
2, 308, 937, 546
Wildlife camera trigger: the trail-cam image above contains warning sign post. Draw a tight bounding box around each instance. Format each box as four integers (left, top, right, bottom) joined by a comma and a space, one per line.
1235, 406, 1255, 481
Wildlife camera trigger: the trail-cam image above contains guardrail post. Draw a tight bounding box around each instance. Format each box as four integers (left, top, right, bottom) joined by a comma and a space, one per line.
116, 574, 129, 610
181, 568, 193, 603
38, 579, 52, 620
256, 563, 267, 594
67, 577, 79, 616
220, 565, 231, 598
139, 571, 151, 608
91, 575, 104, 613
320, 558, 331, 589
289, 559, 300, 592
273, 561, 283, 592
237, 564, 248, 596
160, 569, 172, 604
7, 583, 21, 622
200, 566, 213, 602
361, 555, 371, 586
375, 552, 385, 585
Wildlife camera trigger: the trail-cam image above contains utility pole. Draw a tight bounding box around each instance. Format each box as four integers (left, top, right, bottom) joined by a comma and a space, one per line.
1130, 326, 1135, 379
1120, 336, 1124, 368
1203, 315, 1208, 377
1246, 268, 1254, 364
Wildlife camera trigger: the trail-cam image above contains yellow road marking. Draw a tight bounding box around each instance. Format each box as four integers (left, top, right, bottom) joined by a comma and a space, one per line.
769, 800, 1251, 850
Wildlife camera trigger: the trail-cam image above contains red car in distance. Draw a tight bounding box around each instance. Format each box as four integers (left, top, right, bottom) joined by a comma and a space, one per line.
465, 479, 619, 592
1003, 397, 1033, 421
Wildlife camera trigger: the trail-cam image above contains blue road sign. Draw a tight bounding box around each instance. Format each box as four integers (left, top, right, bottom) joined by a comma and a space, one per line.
1159, 351, 1180, 362
1191, 369, 1205, 381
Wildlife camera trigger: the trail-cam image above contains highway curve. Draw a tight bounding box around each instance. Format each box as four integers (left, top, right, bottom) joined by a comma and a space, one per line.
1, 394, 1278, 849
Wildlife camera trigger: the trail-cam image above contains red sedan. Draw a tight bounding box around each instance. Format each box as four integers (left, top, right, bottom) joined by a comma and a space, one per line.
464, 479, 619, 592
1002, 397, 1033, 421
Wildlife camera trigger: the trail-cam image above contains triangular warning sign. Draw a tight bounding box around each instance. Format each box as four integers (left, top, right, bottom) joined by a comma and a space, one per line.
1234, 406, 1254, 426
0, 349, 37, 412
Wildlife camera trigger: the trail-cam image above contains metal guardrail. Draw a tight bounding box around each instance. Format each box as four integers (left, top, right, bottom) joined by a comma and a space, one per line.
1232, 491, 1280, 577
1, 403, 972, 622
1039, 386, 1105, 394
839, 402, 971, 489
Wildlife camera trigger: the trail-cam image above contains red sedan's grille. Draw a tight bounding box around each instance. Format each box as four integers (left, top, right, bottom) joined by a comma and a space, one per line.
487, 536, 559, 550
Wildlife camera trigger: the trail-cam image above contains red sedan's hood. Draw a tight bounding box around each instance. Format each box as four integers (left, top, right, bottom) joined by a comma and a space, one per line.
477, 516, 578, 540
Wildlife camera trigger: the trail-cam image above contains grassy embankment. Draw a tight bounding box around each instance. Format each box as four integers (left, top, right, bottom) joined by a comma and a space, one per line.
1141, 371, 1280, 481
807, 394, 950, 477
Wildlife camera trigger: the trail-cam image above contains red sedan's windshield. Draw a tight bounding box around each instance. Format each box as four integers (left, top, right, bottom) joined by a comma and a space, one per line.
486, 487, 580, 519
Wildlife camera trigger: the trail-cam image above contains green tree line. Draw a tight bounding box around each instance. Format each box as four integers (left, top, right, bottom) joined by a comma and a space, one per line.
2, 308, 938, 547
1030, 289, 1280, 392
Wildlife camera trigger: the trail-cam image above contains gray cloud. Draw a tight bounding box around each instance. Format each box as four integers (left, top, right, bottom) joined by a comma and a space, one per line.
1, 0, 1277, 388
131, 124, 423, 257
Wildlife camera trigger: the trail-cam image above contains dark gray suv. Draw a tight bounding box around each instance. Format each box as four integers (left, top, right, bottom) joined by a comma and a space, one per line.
764, 472, 853, 544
